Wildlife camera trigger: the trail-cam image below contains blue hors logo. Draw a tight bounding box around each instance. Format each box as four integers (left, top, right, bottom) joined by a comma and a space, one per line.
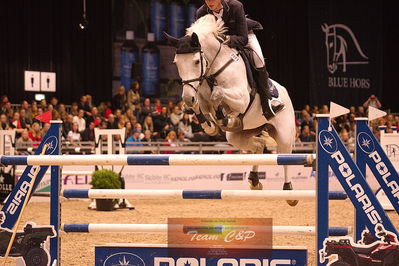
357, 132, 375, 154
42, 136, 58, 155
103, 252, 145, 266
154, 258, 293, 266
318, 130, 338, 154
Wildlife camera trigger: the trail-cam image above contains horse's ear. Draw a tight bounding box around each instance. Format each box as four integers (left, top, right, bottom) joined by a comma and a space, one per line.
191, 32, 200, 48
163, 31, 179, 47
321, 23, 328, 33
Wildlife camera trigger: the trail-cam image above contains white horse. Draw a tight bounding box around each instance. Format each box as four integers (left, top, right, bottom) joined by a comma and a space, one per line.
165, 15, 297, 205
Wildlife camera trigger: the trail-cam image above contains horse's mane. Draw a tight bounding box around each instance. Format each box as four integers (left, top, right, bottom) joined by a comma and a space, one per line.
186, 14, 227, 40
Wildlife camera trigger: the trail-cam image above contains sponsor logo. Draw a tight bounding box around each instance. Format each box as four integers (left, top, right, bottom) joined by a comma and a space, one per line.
331, 150, 382, 224
357, 132, 375, 154
321, 23, 369, 74
154, 258, 293, 266
384, 144, 399, 160
42, 136, 58, 155
103, 252, 145, 266
318, 130, 338, 154
368, 151, 399, 204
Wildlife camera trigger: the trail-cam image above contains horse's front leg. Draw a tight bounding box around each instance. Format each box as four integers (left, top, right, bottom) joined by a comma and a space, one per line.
194, 110, 220, 136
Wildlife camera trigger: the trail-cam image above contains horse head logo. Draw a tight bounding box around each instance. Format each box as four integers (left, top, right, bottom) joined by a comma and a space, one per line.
321, 23, 369, 74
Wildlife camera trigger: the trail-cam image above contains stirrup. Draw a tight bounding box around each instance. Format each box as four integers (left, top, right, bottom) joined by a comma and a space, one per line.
269, 98, 285, 115
263, 98, 285, 120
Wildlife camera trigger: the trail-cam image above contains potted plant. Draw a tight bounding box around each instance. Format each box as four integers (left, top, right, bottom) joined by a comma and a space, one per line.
89, 169, 122, 211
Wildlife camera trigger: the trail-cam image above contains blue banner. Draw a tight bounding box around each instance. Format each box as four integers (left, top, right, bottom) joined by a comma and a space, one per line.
0, 123, 61, 230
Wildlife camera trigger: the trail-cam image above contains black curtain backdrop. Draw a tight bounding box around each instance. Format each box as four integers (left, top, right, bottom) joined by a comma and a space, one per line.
0, 0, 398, 111
0, 0, 112, 105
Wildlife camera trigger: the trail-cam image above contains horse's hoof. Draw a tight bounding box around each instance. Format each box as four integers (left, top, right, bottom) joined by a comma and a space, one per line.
249, 182, 263, 190
202, 121, 219, 136
283, 182, 298, 207
248, 171, 263, 190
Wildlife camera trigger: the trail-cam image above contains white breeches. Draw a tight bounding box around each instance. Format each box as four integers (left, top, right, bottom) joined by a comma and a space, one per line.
246, 32, 265, 68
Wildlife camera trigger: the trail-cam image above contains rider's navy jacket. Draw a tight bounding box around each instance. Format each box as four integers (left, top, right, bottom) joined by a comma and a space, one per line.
196, 0, 248, 48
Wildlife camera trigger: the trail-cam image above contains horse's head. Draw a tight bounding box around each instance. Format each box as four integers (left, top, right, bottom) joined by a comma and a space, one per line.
165, 31, 206, 108
321, 23, 338, 74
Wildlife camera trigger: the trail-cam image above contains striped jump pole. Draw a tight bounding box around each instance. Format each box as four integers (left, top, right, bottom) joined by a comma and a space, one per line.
61, 223, 351, 236
0, 153, 315, 166
62, 189, 347, 201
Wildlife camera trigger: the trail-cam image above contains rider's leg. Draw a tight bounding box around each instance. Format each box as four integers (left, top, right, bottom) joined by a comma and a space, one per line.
247, 32, 284, 119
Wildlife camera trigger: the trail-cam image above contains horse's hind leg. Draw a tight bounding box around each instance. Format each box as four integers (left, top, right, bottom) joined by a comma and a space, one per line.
268, 125, 298, 206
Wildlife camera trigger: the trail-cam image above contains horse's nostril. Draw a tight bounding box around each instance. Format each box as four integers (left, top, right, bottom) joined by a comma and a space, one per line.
192, 97, 195, 103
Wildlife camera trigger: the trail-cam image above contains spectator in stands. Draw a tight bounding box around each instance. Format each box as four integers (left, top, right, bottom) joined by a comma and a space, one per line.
86, 106, 101, 127
112, 86, 127, 112
117, 115, 126, 129
50, 97, 59, 111
125, 108, 135, 122
78, 95, 90, 114
134, 123, 144, 140
63, 114, 74, 139
126, 129, 143, 154
67, 122, 81, 143
70, 102, 79, 116
339, 128, 354, 144
167, 100, 175, 115
19, 108, 31, 127
300, 111, 314, 132
104, 101, 113, 119
39, 99, 47, 111
30, 102, 38, 120
28, 122, 42, 146
154, 99, 162, 115
125, 121, 133, 139
363, 94, 382, 111
2, 102, 13, 119
295, 125, 301, 143
16, 130, 33, 155
73, 109, 86, 133
82, 121, 96, 141
142, 130, 154, 154
106, 114, 118, 129
349, 106, 356, 115
42, 123, 50, 135
170, 106, 183, 129
357, 106, 366, 117
190, 115, 209, 142
178, 113, 194, 139
163, 130, 178, 154
140, 98, 154, 122
299, 125, 315, 142
320, 105, 329, 114
0, 114, 11, 130
126, 81, 141, 112
20, 100, 30, 116
178, 131, 190, 144
143, 116, 154, 133
153, 106, 169, 134
86, 94, 93, 109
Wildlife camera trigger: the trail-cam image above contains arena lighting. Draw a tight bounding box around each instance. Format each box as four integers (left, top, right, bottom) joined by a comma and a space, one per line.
79, 0, 88, 30
34, 93, 45, 101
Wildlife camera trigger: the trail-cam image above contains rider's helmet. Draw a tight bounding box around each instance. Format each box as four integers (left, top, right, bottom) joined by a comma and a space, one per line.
375, 224, 386, 237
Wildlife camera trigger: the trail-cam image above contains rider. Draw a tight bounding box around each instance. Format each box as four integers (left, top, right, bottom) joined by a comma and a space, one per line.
196, 0, 284, 120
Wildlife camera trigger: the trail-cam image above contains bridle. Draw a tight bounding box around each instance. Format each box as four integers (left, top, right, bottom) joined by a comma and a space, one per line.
180, 41, 240, 93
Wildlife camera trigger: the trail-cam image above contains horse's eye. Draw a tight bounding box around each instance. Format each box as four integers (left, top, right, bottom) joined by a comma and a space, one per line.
195, 60, 200, 65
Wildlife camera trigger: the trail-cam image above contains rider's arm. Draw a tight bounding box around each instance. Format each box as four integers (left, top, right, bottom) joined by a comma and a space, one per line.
227, 1, 248, 48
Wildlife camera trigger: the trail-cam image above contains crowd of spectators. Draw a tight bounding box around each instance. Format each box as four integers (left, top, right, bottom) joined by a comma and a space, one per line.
295, 94, 398, 145
0, 83, 226, 154
1, 88, 397, 154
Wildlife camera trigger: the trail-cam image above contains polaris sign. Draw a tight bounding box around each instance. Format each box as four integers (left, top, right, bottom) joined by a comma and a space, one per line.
95, 246, 307, 266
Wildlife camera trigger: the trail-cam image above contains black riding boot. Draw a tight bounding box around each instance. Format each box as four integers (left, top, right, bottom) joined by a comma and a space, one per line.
256, 66, 284, 120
